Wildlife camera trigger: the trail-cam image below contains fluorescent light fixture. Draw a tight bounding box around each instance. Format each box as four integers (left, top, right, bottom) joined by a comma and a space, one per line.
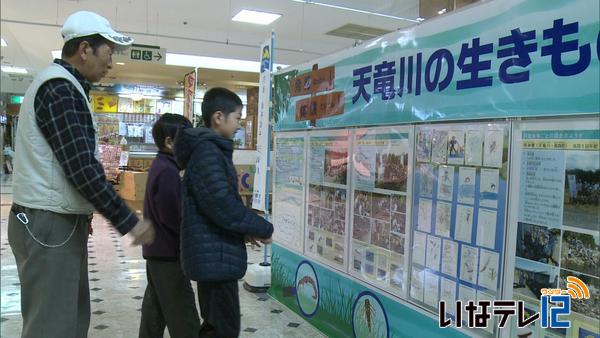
51, 50, 61, 59
438, 8, 447, 15
174, 97, 185, 101
0, 38, 7, 47
416, 17, 425, 22
290, 0, 418, 23
166, 53, 288, 73
1, 66, 28, 74
232, 9, 281, 25
115, 62, 126, 66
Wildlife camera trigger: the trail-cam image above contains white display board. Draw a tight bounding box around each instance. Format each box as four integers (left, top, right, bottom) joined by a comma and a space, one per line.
505, 117, 600, 338
409, 122, 510, 338
305, 129, 351, 271
348, 126, 414, 299
272, 132, 307, 253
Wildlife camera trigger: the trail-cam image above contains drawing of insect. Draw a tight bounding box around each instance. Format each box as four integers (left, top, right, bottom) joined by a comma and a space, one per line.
297, 276, 318, 300
358, 298, 376, 333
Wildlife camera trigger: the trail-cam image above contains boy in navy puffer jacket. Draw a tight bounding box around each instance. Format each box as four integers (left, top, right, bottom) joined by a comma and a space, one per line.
174, 87, 273, 338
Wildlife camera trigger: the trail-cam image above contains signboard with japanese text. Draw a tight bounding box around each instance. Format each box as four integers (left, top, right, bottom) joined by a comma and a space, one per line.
184, 70, 196, 123
252, 33, 274, 211
505, 117, 599, 338
273, 0, 599, 131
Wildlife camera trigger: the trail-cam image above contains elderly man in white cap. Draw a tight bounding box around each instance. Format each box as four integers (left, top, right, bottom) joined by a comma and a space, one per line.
8, 11, 154, 338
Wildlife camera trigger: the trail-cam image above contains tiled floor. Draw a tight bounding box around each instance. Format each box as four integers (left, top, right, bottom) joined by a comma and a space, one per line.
0, 175, 326, 338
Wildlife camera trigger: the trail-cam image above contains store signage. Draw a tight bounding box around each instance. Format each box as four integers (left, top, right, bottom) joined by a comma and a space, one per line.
183, 71, 196, 122
114, 44, 166, 65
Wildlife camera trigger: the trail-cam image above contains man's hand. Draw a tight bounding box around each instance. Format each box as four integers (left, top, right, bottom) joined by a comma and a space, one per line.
129, 219, 155, 246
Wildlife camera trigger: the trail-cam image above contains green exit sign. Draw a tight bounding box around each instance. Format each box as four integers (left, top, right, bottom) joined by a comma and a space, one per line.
10, 95, 24, 104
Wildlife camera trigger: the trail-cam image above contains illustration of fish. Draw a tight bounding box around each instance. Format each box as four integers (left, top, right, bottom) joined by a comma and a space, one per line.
298, 276, 318, 300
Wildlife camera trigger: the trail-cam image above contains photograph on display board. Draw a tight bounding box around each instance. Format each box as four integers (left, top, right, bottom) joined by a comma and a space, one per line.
352, 245, 364, 272
458, 167, 476, 205
483, 129, 504, 168
432, 129, 448, 164
476, 208, 497, 250
391, 194, 407, 213
424, 272, 440, 308
563, 151, 600, 231
372, 193, 391, 221
419, 163, 435, 198
332, 220, 345, 236
559, 270, 600, 320
447, 130, 465, 165
309, 184, 321, 204
440, 277, 456, 316
459, 245, 478, 284
316, 233, 325, 256
479, 168, 500, 209
437, 165, 455, 201
320, 209, 334, 232
418, 198, 433, 233
320, 187, 334, 209
477, 249, 499, 291
374, 150, 408, 191
334, 203, 346, 222
308, 205, 320, 227
412, 231, 427, 266
334, 188, 346, 203
417, 129, 432, 162
354, 190, 372, 217
371, 220, 391, 250
390, 233, 405, 255
513, 258, 559, 302
390, 260, 405, 291
455, 205, 474, 243
352, 215, 371, 244
441, 240, 459, 278
577, 327, 600, 338
377, 253, 390, 281
465, 129, 483, 166
560, 230, 599, 275
411, 267, 425, 302
391, 212, 406, 235
426, 235, 442, 272
323, 148, 348, 185
435, 201, 452, 238
516, 222, 561, 266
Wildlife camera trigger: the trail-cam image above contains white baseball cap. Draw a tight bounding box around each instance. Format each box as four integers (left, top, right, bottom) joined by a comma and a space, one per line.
61, 11, 134, 46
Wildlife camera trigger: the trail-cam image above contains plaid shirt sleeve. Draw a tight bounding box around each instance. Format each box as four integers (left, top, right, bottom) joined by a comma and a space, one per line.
34, 79, 138, 235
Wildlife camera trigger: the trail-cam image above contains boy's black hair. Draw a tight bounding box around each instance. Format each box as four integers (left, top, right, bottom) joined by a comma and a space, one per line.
61, 34, 111, 58
201, 87, 243, 128
152, 113, 192, 150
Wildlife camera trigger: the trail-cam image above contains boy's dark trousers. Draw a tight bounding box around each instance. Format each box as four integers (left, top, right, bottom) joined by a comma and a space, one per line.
139, 260, 200, 338
197, 280, 240, 338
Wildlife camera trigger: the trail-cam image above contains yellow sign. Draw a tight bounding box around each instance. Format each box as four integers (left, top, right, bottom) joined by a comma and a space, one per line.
92, 94, 118, 113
